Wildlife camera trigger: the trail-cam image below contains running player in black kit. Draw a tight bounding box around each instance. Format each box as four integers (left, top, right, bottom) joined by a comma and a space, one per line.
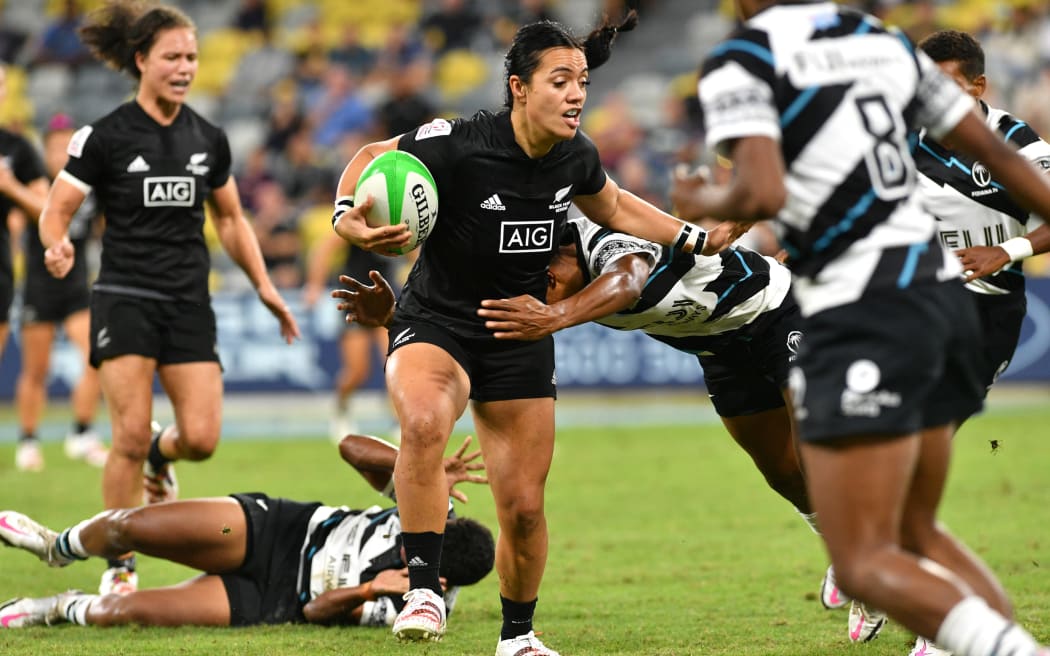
330, 13, 741, 656
37, 1, 300, 596
0, 64, 51, 472
671, 2, 1050, 655
16, 114, 106, 474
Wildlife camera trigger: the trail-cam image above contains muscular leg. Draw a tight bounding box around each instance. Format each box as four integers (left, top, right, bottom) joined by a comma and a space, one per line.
99, 356, 157, 509
386, 344, 470, 533
471, 398, 555, 603
15, 322, 56, 436
63, 309, 100, 427
801, 428, 977, 640
156, 362, 223, 462
87, 574, 231, 626
899, 425, 1012, 616
76, 498, 248, 572
720, 404, 810, 512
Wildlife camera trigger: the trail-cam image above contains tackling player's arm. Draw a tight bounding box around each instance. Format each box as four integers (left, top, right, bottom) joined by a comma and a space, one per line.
39, 175, 87, 279
339, 433, 485, 503
207, 178, 301, 343
331, 136, 411, 253
477, 249, 651, 340
331, 271, 397, 328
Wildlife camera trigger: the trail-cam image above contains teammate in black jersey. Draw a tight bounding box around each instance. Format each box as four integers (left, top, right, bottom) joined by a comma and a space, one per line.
329, 13, 740, 654
0, 65, 51, 473
37, 1, 300, 596
305, 233, 397, 441
671, 2, 1050, 656
15, 115, 107, 474
0, 434, 492, 629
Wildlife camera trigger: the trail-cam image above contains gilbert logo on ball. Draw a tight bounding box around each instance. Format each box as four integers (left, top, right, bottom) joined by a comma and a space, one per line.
355, 151, 439, 254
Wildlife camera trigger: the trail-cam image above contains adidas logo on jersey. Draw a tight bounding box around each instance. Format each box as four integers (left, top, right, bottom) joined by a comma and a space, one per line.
480, 194, 506, 211
127, 155, 151, 173
407, 556, 429, 567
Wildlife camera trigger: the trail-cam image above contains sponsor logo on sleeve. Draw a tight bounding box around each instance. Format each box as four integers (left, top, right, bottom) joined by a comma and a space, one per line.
500, 219, 554, 253
415, 118, 452, 140
67, 126, 93, 158
143, 176, 196, 207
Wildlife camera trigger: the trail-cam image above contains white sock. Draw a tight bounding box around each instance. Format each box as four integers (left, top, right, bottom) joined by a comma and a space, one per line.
62, 594, 99, 626
796, 509, 820, 535
935, 596, 1041, 656
65, 520, 91, 558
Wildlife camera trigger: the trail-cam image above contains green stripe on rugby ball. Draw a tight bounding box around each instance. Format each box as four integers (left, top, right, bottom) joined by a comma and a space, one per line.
356, 150, 438, 254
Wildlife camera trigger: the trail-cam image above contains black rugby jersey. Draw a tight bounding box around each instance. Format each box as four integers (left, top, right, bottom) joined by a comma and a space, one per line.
395, 111, 607, 338
699, 2, 972, 317
24, 191, 98, 292
0, 128, 47, 282
61, 102, 232, 302
566, 217, 791, 350
916, 101, 1050, 296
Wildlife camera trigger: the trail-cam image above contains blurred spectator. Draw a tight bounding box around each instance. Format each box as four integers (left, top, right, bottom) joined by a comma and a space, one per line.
377, 59, 436, 137
513, 0, 558, 24
422, 0, 485, 54
330, 25, 377, 79
250, 182, 302, 289
28, 0, 91, 67
264, 83, 305, 154
233, 0, 268, 33
374, 22, 428, 73
236, 146, 275, 214
271, 128, 335, 205
228, 26, 294, 107
308, 65, 373, 150
0, 27, 27, 64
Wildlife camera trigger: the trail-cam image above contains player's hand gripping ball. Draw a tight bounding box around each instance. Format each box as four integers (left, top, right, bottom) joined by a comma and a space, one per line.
355, 150, 438, 254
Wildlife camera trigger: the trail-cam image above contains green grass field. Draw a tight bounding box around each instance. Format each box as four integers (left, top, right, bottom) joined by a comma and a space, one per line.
1, 400, 1048, 655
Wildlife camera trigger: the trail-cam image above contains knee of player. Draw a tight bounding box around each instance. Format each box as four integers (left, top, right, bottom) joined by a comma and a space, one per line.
397, 415, 453, 452
174, 423, 220, 461
103, 508, 143, 550
109, 431, 152, 461
497, 494, 546, 534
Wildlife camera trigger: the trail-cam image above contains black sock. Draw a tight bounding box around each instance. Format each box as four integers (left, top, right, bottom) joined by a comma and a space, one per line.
500, 596, 537, 640
401, 531, 443, 595
73, 422, 92, 435
19, 431, 37, 444
147, 429, 170, 471
106, 555, 136, 571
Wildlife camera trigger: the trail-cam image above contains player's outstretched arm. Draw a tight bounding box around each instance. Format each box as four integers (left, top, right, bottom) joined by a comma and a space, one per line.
477, 253, 650, 340
957, 222, 1050, 281
207, 178, 300, 343
331, 271, 396, 328
339, 433, 486, 503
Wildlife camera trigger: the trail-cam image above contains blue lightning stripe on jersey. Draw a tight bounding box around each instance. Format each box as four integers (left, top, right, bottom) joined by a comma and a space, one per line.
1003, 121, 1027, 143
896, 241, 928, 288
813, 189, 877, 252
717, 251, 755, 303
918, 141, 1005, 191
709, 39, 774, 66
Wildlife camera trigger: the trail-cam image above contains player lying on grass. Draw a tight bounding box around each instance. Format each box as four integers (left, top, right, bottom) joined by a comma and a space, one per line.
0, 434, 493, 628
332, 216, 825, 562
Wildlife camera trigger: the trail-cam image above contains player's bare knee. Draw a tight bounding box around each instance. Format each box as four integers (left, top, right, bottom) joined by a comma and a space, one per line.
89, 593, 137, 626
497, 495, 545, 538
110, 432, 151, 462
104, 508, 143, 552
174, 424, 220, 461
397, 414, 451, 453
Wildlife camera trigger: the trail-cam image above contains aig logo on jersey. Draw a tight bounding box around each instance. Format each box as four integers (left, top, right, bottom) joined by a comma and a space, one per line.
144, 176, 196, 207
500, 220, 554, 253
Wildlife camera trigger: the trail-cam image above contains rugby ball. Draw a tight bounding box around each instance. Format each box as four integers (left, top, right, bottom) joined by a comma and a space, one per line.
355, 150, 438, 254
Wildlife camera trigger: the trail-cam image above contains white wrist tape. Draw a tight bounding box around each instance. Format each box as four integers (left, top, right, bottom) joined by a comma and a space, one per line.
332, 195, 355, 228
1000, 237, 1033, 262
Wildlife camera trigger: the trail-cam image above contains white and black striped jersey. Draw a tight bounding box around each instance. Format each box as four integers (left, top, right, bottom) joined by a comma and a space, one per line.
698, 2, 974, 317
297, 504, 458, 626
566, 217, 791, 349
917, 100, 1050, 296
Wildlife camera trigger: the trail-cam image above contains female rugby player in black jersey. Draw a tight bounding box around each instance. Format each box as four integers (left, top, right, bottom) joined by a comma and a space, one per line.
37, 1, 300, 596
329, 13, 739, 656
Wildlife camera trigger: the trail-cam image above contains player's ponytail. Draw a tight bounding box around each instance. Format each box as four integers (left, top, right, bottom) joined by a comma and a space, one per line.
503, 11, 638, 108
583, 10, 638, 71
79, 0, 195, 80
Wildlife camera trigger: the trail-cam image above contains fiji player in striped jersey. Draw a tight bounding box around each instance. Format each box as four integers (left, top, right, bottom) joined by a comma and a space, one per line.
916, 30, 1050, 394
671, 2, 1050, 656
330, 215, 819, 564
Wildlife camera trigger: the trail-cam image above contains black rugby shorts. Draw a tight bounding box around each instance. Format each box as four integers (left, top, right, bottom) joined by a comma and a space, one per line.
387, 319, 557, 402
223, 493, 320, 626
790, 281, 985, 443
21, 277, 90, 324
970, 290, 1026, 392
89, 292, 220, 368
699, 299, 800, 417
